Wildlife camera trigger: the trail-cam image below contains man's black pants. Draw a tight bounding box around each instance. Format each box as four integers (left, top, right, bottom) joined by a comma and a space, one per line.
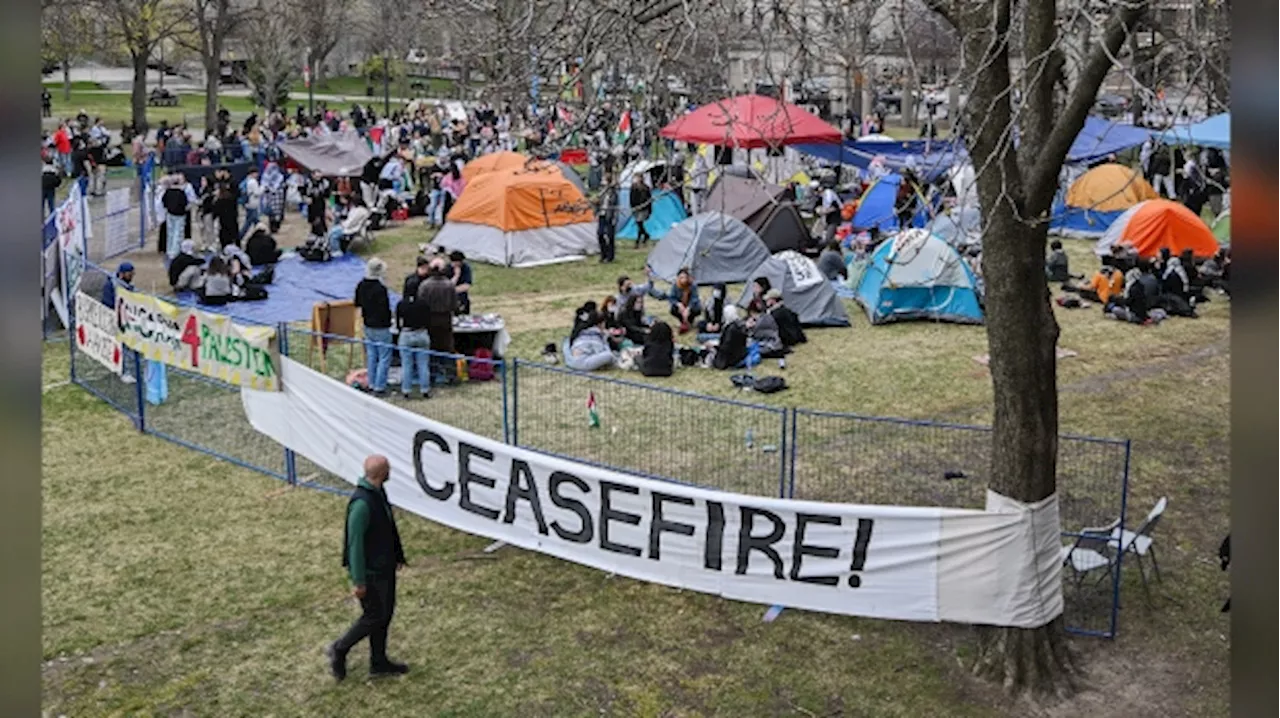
334, 573, 396, 665
597, 220, 615, 261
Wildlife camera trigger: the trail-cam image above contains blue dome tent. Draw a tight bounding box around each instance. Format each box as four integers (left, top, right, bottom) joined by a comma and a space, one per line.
618, 189, 688, 241
854, 229, 984, 325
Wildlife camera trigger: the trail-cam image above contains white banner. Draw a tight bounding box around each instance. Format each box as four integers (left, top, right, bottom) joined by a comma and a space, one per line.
777, 250, 824, 291
57, 182, 87, 300
74, 291, 122, 375
242, 359, 1063, 627
116, 288, 280, 391
104, 188, 133, 258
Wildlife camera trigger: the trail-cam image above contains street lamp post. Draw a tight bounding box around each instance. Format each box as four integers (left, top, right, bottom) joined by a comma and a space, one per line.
306, 46, 314, 118
383, 51, 391, 117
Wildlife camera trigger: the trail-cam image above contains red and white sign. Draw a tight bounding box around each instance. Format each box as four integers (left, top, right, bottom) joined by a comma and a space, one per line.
75, 291, 122, 375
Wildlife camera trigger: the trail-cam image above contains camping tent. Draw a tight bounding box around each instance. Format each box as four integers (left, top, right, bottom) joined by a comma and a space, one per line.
646, 212, 772, 285
462, 152, 587, 195
850, 173, 935, 232
1156, 112, 1230, 150
660, 94, 842, 148
1065, 116, 1153, 164
279, 130, 374, 176
927, 206, 984, 249
1212, 209, 1230, 245
1050, 163, 1159, 237
617, 159, 668, 220
1093, 199, 1219, 260
429, 165, 597, 267
702, 174, 809, 253
736, 251, 851, 327
618, 189, 688, 241
853, 229, 984, 325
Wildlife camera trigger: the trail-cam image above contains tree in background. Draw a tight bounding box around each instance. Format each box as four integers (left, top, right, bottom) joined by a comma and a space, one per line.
179, 0, 253, 132
41, 0, 94, 101
240, 1, 299, 113
290, 0, 354, 91
96, 0, 187, 130
920, 0, 1149, 698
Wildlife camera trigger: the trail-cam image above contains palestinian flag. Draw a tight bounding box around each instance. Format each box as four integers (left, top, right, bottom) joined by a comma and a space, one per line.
587, 391, 600, 428
615, 111, 631, 144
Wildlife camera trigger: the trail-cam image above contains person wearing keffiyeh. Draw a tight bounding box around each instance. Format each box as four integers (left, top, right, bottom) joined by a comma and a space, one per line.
260, 161, 287, 231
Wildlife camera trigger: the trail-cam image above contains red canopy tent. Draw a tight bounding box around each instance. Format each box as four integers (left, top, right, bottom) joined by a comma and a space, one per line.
659, 94, 842, 148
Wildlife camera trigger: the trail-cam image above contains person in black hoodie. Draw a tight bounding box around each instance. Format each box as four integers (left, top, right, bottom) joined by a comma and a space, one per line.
618, 292, 650, 345
245, 221, 283, 266
628, 174, 653, 247
161, 176, 191, 260
639, 320, 674, 377
354, 258, 394, 396
697, 284, 729, 334
42, 157, 61, 217
168, 240, 206, 291
213, 168, 240, 248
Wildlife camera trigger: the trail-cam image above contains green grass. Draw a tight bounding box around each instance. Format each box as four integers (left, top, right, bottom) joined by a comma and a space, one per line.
48, 91, 258, 127
45, 231, 1230, 714
43, 81, 106, 92
313, 74, 461, 100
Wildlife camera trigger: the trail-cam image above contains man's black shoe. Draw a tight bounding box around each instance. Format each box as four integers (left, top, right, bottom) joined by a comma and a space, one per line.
325, 643, 348, 682
370, 660, 410, 677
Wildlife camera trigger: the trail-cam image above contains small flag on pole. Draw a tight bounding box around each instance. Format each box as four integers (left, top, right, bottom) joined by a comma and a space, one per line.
615, 112, 631, 144
587, 391, 600, 428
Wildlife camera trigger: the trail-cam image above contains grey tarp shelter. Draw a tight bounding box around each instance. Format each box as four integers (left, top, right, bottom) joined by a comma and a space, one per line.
280, 130, 374, 177
703, 174, 808, 253
736, 250, 851, 327
646, 212, 773, 285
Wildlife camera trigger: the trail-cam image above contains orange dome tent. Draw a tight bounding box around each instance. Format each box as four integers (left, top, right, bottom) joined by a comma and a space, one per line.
1094, 199, 1219, 260
461, 151, 535, 181
1051, 163, 1160, 237
429, 165, 597, 267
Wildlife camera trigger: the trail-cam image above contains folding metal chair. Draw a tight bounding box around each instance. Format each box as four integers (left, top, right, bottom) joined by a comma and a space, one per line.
1061, 519, 1121, 591
1110, 497, 1167, 602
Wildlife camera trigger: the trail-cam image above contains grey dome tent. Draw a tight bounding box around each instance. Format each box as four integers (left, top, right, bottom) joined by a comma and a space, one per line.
703, 174, 809, 253
737, 250, 851, 327
645, 212, 772, 285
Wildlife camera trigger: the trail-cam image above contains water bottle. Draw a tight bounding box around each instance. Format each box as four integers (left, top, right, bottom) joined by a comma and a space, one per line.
745, 428, 754, 450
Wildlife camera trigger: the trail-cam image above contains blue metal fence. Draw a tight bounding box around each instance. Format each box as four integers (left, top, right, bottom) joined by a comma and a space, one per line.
64, 296, 1132, 639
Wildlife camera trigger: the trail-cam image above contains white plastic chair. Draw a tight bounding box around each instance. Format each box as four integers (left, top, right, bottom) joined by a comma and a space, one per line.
1110, 497, 1167, 600
1061, 519, 1121, 590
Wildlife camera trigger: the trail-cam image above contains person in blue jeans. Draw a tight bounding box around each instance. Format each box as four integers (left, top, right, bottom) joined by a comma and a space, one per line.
395, 291, 432, 399
354, 258, 394, 396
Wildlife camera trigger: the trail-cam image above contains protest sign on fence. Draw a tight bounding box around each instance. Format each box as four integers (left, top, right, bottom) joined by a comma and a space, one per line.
115, 288, 280, 391
74, 291, 122, 375
243, 358, 1064, 628
57, 181, 87, 301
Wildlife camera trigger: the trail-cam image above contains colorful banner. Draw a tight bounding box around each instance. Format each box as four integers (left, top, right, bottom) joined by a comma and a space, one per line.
243, 358, 1065, 628
74, 291, 122, 375
115, 288, 280, 391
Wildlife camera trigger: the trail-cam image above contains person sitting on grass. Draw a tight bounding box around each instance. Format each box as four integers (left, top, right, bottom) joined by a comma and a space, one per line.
1159, 256, 1198, 317
697, 284, 729, 335
765, 288, 807, 347
1071, 256, 1124, 305
745, 276, 771, 315
639, 320, 675, 378
1199, 248, 1229, 295
599, 295, 629, 349
618, 292, 651, 345
168, 240, 206, 291
746, 302, 786, 358
1045, 240, 1072, 283
666, 267, 702, 335
565, 305, 616, 372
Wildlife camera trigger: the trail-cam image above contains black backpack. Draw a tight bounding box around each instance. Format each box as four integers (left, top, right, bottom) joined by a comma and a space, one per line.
771, 306, 807, 346
713, 320, 749, 370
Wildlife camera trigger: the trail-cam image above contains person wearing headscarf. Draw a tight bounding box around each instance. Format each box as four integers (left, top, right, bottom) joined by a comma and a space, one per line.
565, 305, 616, 372
260, 161, 287, 232
354, 258, 394, 395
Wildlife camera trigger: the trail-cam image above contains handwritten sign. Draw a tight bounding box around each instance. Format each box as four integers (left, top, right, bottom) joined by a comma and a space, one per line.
74, 292, 122, 375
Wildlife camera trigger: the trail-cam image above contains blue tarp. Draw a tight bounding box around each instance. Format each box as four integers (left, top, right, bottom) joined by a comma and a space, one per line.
618, 189, 688, 240
175, 253, 400, 325
795, 139, 964, 183
1066, 116, 1152, 164
849, 174, 937, 232
1047, 199, 1127, 236
1156, 113, 1230, 150
798, 116, 1151, 178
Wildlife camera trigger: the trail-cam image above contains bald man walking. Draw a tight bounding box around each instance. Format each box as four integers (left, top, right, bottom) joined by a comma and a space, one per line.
326, 455, 409, 681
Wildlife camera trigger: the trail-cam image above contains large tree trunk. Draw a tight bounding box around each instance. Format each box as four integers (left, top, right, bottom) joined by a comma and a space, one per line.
61, 63, 72, 102
131, 52, 149, 131
204, 58, 220, 133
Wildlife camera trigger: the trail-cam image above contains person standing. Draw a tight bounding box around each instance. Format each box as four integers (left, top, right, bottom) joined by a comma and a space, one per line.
688, 150, 709, 216
629, 174, 652, 247
395, 287, 432, 400
41, 88, 51, 118
53, 122, 73, 176
448, 251, 473, 315
354, 258, 394, 396
239, 167, 263, 240
418, 258, 457, 383
326, 454, 409, 681
596, 176, 618, 263
42, 155, 61, 217
162, 174, 191, 261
